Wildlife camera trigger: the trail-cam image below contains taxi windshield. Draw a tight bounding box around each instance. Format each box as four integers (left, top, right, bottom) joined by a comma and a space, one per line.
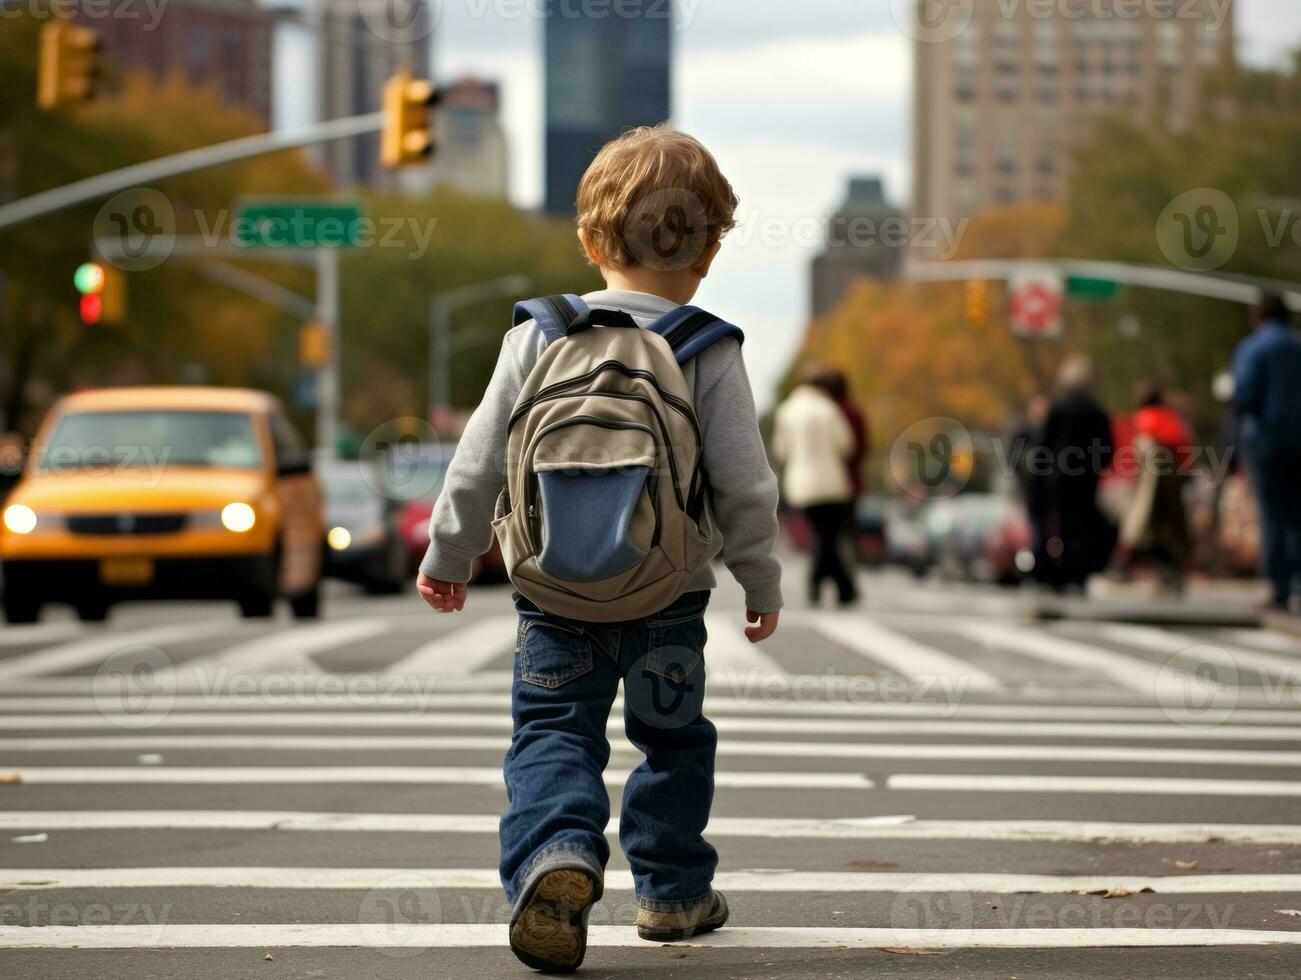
39, 410, 262, 471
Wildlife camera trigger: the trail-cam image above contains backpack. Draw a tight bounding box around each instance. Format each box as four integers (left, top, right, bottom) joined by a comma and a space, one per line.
492, 294, 743, 622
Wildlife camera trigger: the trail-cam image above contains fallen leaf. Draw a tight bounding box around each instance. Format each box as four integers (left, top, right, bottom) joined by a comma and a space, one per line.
264, 953, 274, 961
880, 947, 943, 956
1174, 860, 1198, 870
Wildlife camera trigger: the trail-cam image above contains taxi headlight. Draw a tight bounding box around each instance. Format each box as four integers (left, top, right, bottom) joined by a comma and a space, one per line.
2, 504, 37, 535
220, 502, 257, 533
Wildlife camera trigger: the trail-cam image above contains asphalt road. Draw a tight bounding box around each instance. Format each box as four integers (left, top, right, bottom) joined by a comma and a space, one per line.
0, 562, 1299, 978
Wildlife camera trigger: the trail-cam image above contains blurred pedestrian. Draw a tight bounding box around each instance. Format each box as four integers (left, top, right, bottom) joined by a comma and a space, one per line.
1116, 383, 1193, 593
815, 370, 870, 497
1232, 294, 1301, 613
1030, 356, 1117, 592
774, 369, 858, 606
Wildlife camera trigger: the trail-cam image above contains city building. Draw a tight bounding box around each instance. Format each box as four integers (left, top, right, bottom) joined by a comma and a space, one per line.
810, 177, 904, 317
80, 0, 274, 124
543, 0, 672, 215
912, 0, 1235, 234
315, 0, 434, 189
424, 77, 509, 199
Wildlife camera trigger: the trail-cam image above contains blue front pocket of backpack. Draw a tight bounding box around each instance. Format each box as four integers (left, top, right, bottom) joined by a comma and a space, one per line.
536, 468, 650, 582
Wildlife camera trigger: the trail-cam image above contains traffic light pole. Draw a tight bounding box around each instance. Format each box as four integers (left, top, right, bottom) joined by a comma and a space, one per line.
0, 112, 383, 232
314, 248, 340, 460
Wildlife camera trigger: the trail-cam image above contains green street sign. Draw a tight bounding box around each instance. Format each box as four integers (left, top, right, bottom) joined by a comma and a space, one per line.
1066, 276, 1123, 302
234, 200, 365, 249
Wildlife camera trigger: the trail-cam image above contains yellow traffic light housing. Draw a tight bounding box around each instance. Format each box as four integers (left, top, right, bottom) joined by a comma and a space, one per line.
964, 279, 990, 327
38, 20, 102, 111
299, 320, 333, 369
381, 72, 438, 169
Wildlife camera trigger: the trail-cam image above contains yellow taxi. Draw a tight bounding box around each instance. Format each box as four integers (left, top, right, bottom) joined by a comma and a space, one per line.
1, 387, 324, 623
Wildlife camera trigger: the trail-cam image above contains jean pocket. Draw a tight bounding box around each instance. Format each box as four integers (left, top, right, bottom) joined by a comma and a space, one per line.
646, 602, 707, 683
518, 618, 594, 690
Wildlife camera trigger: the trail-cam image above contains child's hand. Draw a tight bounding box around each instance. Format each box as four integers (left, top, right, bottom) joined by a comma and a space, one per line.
417, 573, 467, 613
744, 609, 779, 643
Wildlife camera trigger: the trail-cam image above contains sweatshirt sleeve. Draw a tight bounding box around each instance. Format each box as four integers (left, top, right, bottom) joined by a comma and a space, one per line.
419, 330, 528, 582
696, 341, 784, 613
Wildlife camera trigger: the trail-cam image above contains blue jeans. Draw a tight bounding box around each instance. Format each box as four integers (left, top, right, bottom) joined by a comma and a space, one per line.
499, 590, 718, 914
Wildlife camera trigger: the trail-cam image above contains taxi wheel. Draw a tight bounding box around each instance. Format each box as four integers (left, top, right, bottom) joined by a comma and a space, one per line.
3, 593, 40, 624
238, 591, 275, 619
289, 585, 321, 620
75, 597, 110, 623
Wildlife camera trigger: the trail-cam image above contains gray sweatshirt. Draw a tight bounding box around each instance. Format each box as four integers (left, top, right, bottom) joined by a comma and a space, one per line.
420, 288, 784, 613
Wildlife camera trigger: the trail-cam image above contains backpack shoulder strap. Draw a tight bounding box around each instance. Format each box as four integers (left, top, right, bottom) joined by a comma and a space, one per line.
513, 294, 589, 347
645, 306, 745, 365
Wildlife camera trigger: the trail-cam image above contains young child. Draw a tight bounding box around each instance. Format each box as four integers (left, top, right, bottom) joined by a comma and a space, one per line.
417, 125, 782, 972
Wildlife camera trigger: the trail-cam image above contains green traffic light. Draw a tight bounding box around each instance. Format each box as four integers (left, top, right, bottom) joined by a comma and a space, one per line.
74, 262, 105, 295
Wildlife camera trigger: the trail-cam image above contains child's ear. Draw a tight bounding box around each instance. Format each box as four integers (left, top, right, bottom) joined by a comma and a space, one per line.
577, 228, 604, 268
691, 239, 723, 279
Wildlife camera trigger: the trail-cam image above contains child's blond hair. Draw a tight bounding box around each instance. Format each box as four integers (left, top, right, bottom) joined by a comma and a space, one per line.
576, 125, 738, 272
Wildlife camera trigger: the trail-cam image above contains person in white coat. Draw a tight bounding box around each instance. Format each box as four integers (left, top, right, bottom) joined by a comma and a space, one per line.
773, 373, 858, 605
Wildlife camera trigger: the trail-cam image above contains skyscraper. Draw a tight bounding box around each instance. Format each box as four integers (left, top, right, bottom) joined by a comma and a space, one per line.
543, 0, 672, 215
316, 0, 433, 189
810, 177, 904, 318
79, 0, 274, 124
912, 0, 1234, 235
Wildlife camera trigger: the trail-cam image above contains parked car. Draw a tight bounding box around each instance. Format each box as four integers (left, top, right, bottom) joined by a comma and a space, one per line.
932, 493, 1034, 586
385, 442, 507, 584
320, 458, 406, 594
0, 387, 323, 622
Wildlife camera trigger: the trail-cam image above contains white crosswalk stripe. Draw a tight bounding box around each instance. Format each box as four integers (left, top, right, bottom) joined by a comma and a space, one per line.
809, 611, 1002, 690
2, 597, 1300, 964
382, 615, 519, 675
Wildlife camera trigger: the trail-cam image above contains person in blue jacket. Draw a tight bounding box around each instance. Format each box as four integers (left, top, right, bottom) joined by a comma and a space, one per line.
1232, 294, 1301, 612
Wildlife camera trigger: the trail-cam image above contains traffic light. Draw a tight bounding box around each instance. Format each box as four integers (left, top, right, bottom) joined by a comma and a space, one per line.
380, 71, 438, 169
964, 279, 990, 327
74, 261, 124, 325
38, 20, 102, 111
299, 320, 332, 369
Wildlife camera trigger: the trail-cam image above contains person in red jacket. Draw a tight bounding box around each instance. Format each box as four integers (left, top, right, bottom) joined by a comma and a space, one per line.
1118, 383, 1194, 592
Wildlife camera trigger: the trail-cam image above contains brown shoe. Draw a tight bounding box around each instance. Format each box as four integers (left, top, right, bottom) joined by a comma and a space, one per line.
509, 867, 601, 973
636, 890, 729, 942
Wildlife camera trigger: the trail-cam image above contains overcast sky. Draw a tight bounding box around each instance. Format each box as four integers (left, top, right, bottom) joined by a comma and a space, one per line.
277, 0, 1301, 408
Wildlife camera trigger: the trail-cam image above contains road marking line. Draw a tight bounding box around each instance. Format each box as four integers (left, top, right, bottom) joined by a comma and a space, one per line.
700, 614, 789, 683
0, 811, 1296, 843
3, 712, 1294, 740
1, 924, 1298, 949
175, 619, 390, 678
960, 621, 1176, 695
887, 773, 1301, 797
0, 623, 82, 648
0, 766, 874, 790
4, 867, 1299, 894
382, 616, 518, 676
3, 669, 1298, 704
0, 622, 240, 682
3, 694, 1300, 724
3, 734, 1298, 767
812, 613, 1001, 691
1223, 630, 1301, 656
1095, 624, 1301, 681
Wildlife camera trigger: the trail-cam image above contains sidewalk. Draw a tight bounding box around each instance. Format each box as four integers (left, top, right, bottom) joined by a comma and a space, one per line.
1031, 576, 1277, 630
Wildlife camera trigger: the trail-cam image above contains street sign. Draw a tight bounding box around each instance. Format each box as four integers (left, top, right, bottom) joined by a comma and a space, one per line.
1067, 276, 1123, 302
234, 200, 365, 249
1009, 265, 1064, 338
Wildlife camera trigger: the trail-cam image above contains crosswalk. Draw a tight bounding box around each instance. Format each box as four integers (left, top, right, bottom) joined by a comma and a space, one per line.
1, 591, 1299, 968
